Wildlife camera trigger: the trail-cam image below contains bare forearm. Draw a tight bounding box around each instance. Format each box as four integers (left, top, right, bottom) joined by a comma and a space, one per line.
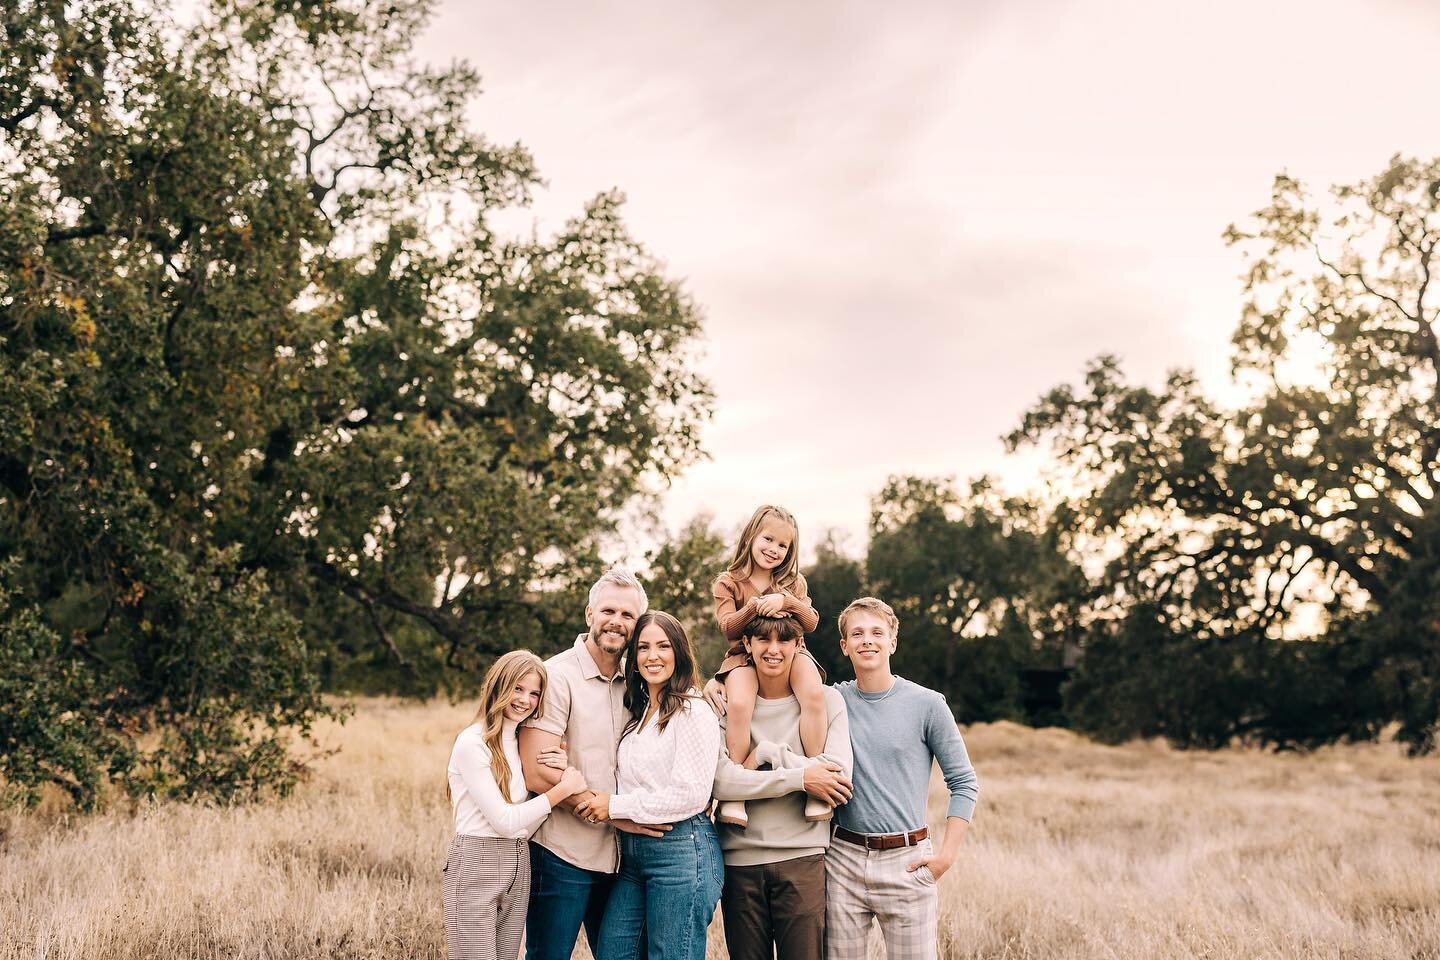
524, 758, 561, 794
528, 763, 592, 812
520, 738, 592, 812
939, 816, 968, 860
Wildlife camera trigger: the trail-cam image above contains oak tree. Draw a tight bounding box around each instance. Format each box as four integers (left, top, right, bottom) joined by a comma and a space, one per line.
0, 0, 712, 806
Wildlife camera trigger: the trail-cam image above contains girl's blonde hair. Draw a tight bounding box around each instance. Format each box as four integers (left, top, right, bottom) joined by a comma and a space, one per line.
471, 650, 548, 801
726, 504, 801, 593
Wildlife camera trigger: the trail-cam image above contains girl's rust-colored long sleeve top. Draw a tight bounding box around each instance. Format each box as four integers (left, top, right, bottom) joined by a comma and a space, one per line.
711, 570, 821, 648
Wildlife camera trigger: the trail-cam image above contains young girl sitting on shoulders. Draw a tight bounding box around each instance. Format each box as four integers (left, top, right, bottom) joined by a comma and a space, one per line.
712, 504, 827, 827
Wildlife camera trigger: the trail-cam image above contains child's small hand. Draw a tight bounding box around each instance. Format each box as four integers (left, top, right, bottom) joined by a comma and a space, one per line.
755, 594, 785, 616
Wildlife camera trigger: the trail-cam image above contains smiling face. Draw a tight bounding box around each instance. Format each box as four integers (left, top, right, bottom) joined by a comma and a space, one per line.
503, 670, 544, 723
839, 610, 897, 674
634, 622, 676, 689
586, 583, 643, 657
749, 518, 795, 572
745, 628, 799, 685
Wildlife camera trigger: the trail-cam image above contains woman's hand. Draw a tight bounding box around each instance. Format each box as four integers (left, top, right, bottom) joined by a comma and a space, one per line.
575, 791, 611, 824
538, 742, 569, 770
558, 766, 587, 799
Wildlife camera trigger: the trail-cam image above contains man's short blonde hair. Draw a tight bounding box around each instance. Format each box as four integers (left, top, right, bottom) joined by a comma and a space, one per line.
837, 596, 899, 641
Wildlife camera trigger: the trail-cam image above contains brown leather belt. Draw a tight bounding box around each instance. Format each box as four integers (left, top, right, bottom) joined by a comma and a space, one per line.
833, 825, 928, 850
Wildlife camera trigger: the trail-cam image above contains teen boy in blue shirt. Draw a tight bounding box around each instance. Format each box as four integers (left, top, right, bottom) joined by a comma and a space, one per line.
825, 596, 979, 960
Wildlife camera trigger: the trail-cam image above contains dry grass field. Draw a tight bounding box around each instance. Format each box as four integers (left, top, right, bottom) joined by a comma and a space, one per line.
3, 698, 1438, 960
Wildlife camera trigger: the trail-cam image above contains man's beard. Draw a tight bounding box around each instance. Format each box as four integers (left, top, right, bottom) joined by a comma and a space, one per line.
590, 623, 628, 655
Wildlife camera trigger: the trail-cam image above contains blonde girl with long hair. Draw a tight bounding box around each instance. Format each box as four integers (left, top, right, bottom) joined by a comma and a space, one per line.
711, 504, 827, 828
444, 650, 587, 960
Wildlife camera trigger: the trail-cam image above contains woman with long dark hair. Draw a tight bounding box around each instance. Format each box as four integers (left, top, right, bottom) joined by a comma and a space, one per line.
574, 611, 724, 960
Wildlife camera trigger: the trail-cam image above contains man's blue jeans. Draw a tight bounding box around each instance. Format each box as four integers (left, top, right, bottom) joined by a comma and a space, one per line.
525, 842, 617, 960
593, 814, 725, 960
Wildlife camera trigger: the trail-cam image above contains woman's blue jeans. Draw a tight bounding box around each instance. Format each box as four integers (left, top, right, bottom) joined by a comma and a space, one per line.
594, 814, 725, 960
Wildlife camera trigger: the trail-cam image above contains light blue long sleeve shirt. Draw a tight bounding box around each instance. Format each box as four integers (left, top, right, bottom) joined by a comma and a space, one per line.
833, 677, 978, 833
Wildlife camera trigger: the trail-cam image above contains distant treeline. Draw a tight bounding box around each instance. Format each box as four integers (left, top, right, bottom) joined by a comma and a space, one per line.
3, 0, 1437, 812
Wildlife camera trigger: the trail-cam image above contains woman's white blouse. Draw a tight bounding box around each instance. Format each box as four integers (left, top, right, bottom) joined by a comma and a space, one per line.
609, 696, 722, 825
448, 720, 552, 839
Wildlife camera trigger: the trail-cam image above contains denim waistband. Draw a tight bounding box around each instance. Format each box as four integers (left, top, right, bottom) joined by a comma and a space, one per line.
631, 812, 714, 839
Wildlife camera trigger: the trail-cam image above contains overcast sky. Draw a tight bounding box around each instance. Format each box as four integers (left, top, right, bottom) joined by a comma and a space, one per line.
416, 0, 1440, 560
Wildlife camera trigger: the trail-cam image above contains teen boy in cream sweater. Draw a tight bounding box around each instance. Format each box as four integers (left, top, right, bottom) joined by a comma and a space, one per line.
710, 615, 853, 960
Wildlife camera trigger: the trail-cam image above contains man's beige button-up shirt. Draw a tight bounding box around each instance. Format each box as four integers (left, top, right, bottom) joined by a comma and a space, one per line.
524, 633, 628, 872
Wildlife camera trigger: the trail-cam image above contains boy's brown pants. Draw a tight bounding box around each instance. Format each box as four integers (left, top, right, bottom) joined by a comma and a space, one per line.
719, 852, 827, 960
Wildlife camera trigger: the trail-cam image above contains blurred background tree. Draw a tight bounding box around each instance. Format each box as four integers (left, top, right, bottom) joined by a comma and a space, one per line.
750, 159, 1439, 755
803, 530, 864, 683
0, 0, 711, 807
1009, 157, 1440, 754
640, 514, 728, 675
864, 476, 1087, 726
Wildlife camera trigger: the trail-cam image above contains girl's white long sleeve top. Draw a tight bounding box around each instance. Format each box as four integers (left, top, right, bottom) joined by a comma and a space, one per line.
609, 695, 722, 825
447, 720, 552, 839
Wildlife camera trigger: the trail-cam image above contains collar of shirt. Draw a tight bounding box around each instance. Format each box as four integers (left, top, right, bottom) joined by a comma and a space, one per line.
571, 633, 626, 683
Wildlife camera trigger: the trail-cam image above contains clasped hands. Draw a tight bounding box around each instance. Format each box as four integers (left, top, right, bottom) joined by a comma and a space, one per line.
753, 593, 790, 617
540, 742, 669, 838
573, 793, 671, 838
574, 791, 610, 823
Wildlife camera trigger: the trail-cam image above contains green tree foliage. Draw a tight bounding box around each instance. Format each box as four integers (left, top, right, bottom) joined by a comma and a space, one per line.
1010, 157, 1440, 753
0, 0, 711, 807
640, 515, 728, 675
864, 476, 1088, 724
802, 530, 864, 683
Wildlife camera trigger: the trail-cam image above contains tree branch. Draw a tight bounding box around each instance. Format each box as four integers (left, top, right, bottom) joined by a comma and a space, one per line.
1311, 244, 1414, 322
359, 591, 413, 670
310, 559, 466, 643
45, 222, 110, 244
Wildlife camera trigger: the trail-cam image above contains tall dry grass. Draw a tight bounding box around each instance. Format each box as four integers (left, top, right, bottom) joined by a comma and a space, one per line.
2, 699, 1438, 959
